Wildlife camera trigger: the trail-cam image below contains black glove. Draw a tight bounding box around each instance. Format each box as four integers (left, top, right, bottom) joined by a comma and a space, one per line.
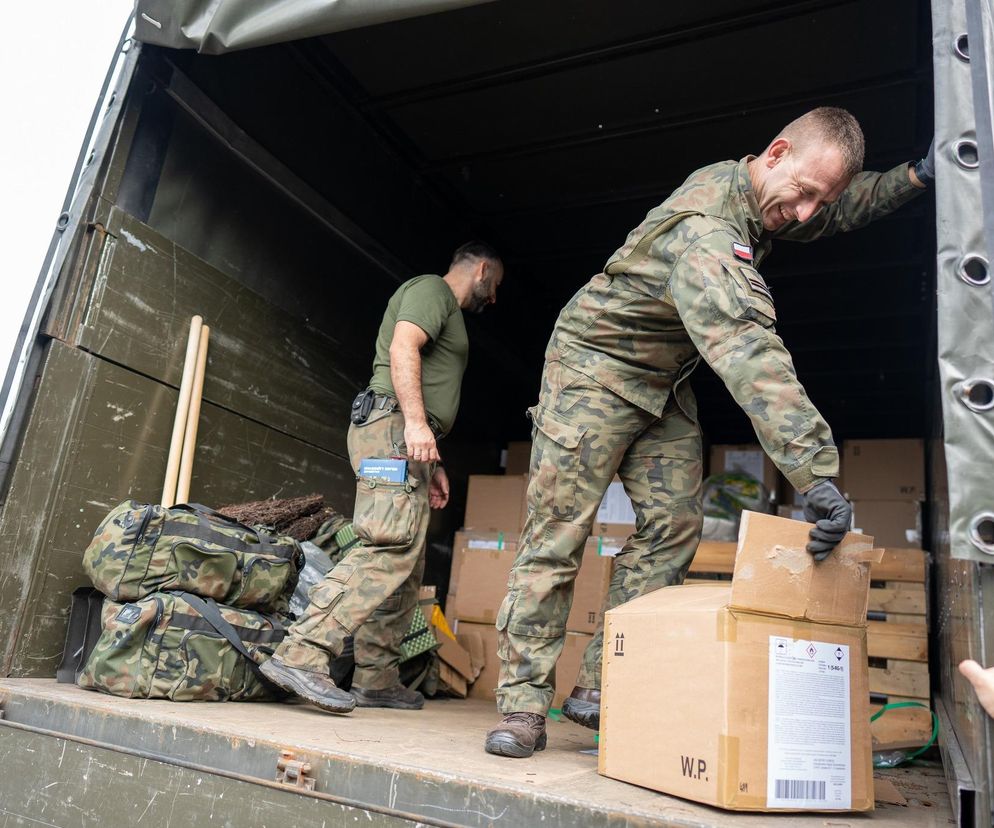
802, 480, 852, 561
914, 140, 935, 186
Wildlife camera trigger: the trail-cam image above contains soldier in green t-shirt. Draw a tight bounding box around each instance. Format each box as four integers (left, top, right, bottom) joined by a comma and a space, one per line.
262, 242, 503, 714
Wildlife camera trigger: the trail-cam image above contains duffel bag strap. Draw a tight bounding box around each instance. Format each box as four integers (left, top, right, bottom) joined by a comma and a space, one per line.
177, 592, 289, 698
176, 502, 250, 528
164, 515, 297, 561
57, 587, 106, 683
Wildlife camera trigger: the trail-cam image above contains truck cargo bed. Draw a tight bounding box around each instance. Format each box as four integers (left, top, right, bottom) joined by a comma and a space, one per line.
0, 679, 950, 826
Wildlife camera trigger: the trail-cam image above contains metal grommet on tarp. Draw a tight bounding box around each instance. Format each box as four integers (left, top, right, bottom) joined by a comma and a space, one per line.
968, 513, 994, 555
954, 377, 994, 412
953, 33, 969, 61
953, 139, 980, 169
956, 254, 990, 286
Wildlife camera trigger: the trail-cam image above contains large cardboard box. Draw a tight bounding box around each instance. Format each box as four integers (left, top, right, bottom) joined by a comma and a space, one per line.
459, 621, 499, 701
710, 443, 778, 494
447, 532, 612, 633
553, 631, 593, 709
841, 439, 925, 502
851, 500, 922, 548
465, 474, 636, 538
457, 621, 592, 704
503, 441, 532, 475
600, 512, 877, 812
463, 475, 529, 532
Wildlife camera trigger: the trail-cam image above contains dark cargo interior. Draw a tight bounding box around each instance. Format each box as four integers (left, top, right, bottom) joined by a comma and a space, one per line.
0, 0, 936, 677
129, 0, 934, 449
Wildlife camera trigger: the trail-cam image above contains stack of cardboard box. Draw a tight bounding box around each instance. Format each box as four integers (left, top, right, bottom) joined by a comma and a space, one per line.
601, 512, 878, 813
450, 469, 633, 706
685, 539, 933, 752
842, 439, 924, 549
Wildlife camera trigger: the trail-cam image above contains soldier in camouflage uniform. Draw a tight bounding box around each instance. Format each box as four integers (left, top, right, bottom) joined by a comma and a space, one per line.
485, 108, 933, 757
262, 242, 504, 714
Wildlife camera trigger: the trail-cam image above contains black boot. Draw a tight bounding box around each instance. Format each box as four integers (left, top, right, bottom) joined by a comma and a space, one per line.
561, 686, 600, 730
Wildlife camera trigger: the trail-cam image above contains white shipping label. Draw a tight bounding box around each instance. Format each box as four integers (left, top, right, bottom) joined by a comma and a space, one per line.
767, 637, 852, 810
596, 481, 636, 525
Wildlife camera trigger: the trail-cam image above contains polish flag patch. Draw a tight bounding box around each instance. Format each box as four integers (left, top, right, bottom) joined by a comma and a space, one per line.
732, 242, 753, 262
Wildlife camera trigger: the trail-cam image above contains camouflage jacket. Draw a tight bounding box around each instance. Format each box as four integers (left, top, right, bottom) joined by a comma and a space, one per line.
547, 158, 922, 492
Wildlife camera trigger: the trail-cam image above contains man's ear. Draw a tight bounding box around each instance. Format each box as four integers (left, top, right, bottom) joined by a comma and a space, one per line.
767, 138, 790, 168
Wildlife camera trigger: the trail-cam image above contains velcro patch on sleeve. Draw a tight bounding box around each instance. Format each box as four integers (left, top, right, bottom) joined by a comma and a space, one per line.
740, 266, 773, 302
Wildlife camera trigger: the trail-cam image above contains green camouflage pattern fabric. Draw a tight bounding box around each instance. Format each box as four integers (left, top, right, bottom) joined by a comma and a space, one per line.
496, 158, 922, 715
275, 408, 434, 689
548, 159, 921, 492
83, 501, 302, 613
495, 365, 702, 714
78, 592, 285, 701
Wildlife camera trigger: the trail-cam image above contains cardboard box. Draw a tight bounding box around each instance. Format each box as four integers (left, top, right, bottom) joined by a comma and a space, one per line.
596, 480, 637, 526
456, 622, 592, 704
851, 500, 922, 548
710, 444, 778, 494
841, 439, 925, 502
553, 631, 593, 709
600, 513, 876, 812
730, 512, 877, 627
447, 535, 613, 633
458, 621, 499, 701
464, 475, 529, 532
504, 441, 532, 475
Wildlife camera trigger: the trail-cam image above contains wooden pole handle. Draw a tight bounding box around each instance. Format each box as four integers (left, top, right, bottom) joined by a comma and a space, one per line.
176, 325, 210, 506
161, 316, 203, 507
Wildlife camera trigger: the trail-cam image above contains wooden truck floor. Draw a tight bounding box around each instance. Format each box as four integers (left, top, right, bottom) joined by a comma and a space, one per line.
0, 679, 951, 827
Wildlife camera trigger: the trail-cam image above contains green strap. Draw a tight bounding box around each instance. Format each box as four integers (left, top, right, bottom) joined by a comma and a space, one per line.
604, 210, 697, 276
871, 701, 939, 765
334, 523, 359, 554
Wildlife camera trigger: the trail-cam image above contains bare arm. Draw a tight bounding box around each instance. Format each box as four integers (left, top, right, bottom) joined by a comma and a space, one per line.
389, 321, 440, 463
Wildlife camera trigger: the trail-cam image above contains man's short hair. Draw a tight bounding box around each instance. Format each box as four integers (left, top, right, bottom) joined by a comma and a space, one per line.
781, 107, 865, 178
451, 241, 501, 268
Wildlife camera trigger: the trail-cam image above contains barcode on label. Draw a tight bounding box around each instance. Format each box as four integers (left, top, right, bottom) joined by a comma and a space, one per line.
774, 779, 826, 800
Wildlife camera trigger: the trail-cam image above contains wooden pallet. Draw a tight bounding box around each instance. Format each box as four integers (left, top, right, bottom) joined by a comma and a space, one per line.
870, 699, 935, 751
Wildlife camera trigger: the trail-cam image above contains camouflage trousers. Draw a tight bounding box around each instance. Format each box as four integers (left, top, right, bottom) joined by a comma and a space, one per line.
274, 407, 432, 689
495, 360, 704, 715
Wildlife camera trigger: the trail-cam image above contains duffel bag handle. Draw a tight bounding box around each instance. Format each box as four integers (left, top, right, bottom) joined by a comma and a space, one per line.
175, 502, 262, 532
177, 592, 289, 699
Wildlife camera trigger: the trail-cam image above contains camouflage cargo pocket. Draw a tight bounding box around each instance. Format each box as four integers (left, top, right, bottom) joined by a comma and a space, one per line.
353, 477, 419, 548
530, 406, 586, 521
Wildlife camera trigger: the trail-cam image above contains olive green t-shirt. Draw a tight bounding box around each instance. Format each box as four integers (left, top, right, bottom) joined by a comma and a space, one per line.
368, 275, 468, 435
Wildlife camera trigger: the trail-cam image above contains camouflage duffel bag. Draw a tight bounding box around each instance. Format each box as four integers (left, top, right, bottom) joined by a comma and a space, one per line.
83, 501, 303, 613
62, 587, 287, 701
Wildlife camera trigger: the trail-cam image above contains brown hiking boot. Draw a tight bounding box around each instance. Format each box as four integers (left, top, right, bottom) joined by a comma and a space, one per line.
484, 712, 547, 758
260, 657, 356, 714
561, 686, 600, 731
351, 685, 425, 710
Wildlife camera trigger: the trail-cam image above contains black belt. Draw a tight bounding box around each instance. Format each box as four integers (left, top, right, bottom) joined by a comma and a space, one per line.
358, 393, 444, 438
370, 394, 398, 412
